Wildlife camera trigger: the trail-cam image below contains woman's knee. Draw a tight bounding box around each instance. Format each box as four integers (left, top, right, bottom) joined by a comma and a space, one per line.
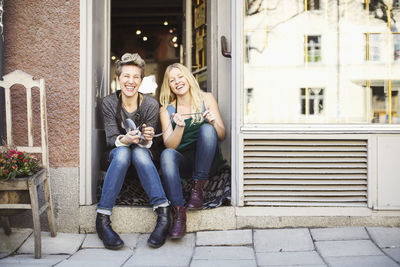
110, 147, 131, 167
161, 148, 176, 161
131, 146, 153, 167
198, 123, 217, 142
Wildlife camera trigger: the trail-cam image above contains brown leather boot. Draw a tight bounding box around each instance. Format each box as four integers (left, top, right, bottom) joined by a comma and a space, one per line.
187, 180, 206, 210
170, 206, 186, 239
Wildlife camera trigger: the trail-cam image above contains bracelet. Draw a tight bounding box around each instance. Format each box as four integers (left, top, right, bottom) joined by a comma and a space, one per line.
138, 140, 153, 149
115, 135, 129, 147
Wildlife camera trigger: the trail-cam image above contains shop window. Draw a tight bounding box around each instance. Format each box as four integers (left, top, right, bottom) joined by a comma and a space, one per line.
301, 88, 324, 115
306, 0, 320, 11
305, 35, 321, 63
243, 0, 399, 124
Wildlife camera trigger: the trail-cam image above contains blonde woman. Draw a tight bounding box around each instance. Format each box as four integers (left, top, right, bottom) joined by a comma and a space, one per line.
159, 63, 226, 238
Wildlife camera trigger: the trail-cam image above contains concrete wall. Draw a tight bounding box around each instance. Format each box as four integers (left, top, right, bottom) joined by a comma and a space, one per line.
4, 0, 80, 232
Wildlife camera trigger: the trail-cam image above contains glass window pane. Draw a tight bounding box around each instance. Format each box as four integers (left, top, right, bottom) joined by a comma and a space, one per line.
243, 0, 400, 124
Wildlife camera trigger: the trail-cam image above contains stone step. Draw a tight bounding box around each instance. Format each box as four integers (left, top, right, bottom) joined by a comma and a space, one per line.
79, 205, 236, 233
77, 205, 400, 234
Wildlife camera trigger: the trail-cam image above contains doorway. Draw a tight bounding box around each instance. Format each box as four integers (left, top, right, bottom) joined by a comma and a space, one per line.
110, 0, 183, 95
80, 0, 232, 205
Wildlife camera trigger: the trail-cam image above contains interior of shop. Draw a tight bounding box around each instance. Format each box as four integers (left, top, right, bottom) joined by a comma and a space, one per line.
110, 0, 208, 95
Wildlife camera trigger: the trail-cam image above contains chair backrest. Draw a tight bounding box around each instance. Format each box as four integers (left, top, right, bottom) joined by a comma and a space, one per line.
0, 70, 49, 171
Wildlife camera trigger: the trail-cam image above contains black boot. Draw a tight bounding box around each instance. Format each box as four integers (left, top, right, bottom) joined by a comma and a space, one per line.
96, 213, 124, 250
147, 207, 171, 248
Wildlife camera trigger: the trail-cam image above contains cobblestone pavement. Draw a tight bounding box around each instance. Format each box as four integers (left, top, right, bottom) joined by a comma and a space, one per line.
1, 227, 400, 266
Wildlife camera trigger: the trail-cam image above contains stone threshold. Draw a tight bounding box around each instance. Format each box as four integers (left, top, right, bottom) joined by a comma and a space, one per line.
78, 205, 400, 234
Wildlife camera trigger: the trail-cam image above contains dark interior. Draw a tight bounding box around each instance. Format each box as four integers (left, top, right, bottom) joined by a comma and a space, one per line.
111, 0, 183, 89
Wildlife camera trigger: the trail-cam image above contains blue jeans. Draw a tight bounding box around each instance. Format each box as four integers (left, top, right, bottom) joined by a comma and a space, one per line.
97, 146, 168, 214
160, 123, 218, 207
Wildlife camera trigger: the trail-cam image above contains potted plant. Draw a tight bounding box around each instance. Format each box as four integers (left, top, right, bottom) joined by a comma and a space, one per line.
0, 149, 42, 216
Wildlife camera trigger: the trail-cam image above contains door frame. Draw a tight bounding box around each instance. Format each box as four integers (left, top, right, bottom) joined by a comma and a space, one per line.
79, 0, 110, 205
79, 0, 237, 206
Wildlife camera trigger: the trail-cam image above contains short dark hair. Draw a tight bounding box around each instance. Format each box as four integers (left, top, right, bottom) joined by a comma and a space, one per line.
115, 53, 145, 78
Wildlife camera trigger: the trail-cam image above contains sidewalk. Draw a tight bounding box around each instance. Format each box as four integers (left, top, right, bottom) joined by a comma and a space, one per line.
1, 227, 400, 266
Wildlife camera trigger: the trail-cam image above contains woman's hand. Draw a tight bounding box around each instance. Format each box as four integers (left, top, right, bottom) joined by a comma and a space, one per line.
120, 130, 141, 145
172, 113, 186, 127
141, 124, 154, 141
203, 110, 217, 125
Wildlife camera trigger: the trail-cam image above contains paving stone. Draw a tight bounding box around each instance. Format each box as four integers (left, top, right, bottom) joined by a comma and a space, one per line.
259, 265, 326, 267
82, 233, 139, 249
123, 234, 195, 266
325, 255, 399, 267
315, 240, 383, 257
17, 232, 85, 255
193, 246, 255, 260
190, 259, 257, 267
0, 228, 32, 258
254, 228, 314, 252
0, 254, 68, 266
310, 227, 368, 241
384, 247, 400, 264
367, 227, 400, 248
55, 248, 132, 267
196, 230, 252, 246
260, 265, 326, 267
256, 251, 325, 266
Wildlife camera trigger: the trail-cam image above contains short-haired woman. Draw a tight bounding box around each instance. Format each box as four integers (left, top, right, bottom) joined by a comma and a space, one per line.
97, 53, 170, 249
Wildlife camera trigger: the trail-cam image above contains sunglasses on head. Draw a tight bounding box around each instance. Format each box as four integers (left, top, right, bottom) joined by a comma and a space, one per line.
120, 53, 139, 63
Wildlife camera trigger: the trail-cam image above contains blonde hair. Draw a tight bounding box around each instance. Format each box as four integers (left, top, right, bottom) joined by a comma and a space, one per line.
160, 63, 204, 124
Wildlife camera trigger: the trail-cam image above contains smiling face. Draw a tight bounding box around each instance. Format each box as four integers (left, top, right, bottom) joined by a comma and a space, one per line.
118, 65, 142, 98
168, 67, 190, 97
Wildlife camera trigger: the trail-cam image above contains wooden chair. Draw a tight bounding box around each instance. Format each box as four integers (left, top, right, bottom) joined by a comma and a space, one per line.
0, 70, 57, 258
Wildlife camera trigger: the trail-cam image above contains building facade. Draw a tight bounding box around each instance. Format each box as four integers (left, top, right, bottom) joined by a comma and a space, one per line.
3, 0, 400, 233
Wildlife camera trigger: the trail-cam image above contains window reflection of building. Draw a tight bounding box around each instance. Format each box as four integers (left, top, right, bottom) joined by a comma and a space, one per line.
371, 86, 399, 123
394, 33, 400, 62
306, 35, 321, 63
244, 0, 400, 124
394, 0, 400, 9
301, 88, 324, 115
246, 88, 254, 116
364, 33, 383, 62
306, 0, 320, 11
245, 35, 251, 63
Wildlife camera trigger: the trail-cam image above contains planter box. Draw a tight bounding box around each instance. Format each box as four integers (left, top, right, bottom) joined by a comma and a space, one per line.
0, 169, 45, 216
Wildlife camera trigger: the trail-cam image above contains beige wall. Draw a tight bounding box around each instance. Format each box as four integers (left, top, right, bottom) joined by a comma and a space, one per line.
4, 0, 80, 167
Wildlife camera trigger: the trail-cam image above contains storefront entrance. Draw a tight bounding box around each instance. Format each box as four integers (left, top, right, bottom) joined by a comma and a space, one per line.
80, 0, 233, 205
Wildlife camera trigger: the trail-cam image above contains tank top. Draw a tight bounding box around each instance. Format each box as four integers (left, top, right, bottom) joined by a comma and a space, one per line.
166, 103, 206, 152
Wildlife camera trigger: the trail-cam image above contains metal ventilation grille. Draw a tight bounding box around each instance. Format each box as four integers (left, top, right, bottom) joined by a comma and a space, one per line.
243, 139, 368, 207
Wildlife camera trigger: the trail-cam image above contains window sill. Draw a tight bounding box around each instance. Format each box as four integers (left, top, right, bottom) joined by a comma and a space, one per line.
241, 123, 400, 134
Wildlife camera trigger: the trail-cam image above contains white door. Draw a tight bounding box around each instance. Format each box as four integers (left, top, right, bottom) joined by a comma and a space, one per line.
80, 0, 110, 205
211, 0, 236, 205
